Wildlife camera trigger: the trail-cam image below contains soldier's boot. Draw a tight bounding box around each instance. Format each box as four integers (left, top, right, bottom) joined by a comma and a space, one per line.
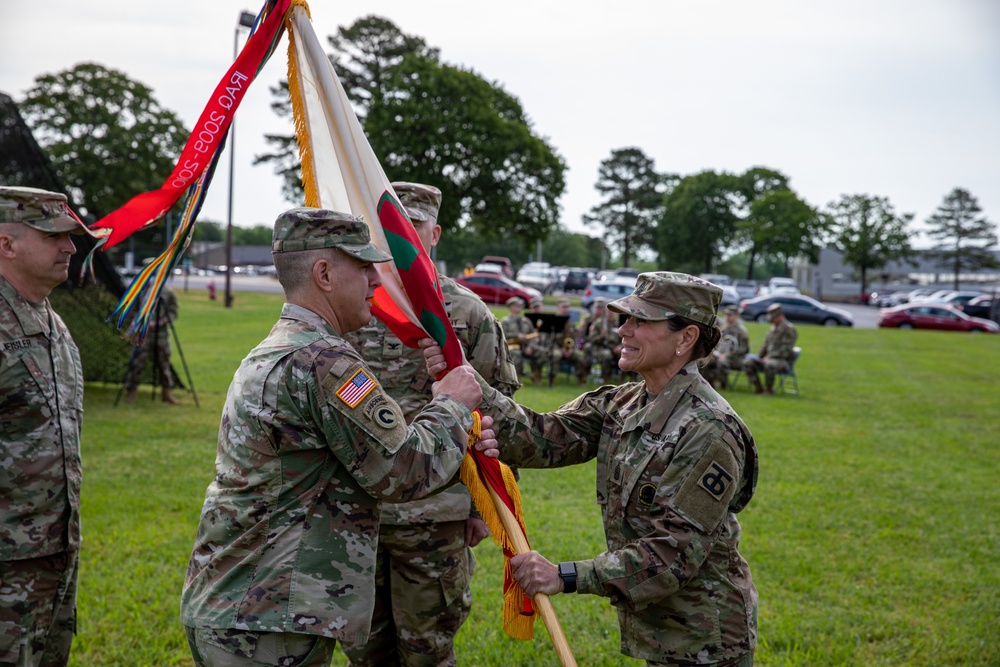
718, 376, 729, 391
124, 388, 138, 404
162, 387, 179, 404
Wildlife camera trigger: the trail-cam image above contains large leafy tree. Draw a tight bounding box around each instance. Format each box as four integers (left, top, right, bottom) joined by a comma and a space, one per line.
746, 189, 826, 276
658, 170, 741, 274
19, 62, 188, 219
925, 188, 998, 289
257, 16, 565, 246
582, 147, 668, 267
828, 194, 913, 298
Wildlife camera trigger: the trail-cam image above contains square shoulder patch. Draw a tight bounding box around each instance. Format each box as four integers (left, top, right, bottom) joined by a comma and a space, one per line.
336, 367, 378, 408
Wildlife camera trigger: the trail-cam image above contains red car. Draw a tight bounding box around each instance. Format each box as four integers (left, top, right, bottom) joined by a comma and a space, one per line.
454, 272, 540, 306
878, 303, 999, 333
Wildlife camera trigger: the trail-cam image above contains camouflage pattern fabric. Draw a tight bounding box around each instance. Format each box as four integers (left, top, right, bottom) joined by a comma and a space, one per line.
185, 626, 336, 666
477, 363, 758, 665
586, 313, 623, 384
0, 274, 84, 666
180, 303, 474, 644
549, 318, 588, 384
342, 521, 473, 667
340, 275, 518, 665
702, 322, 750, 388
123, 287, 179, 391
0, 552, 78, 666
500, 313, 540, 378
608, 272, 722, 326
744, 319, 797, 391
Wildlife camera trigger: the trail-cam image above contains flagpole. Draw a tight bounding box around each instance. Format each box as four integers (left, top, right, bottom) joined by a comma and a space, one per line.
486, 485, 578, 667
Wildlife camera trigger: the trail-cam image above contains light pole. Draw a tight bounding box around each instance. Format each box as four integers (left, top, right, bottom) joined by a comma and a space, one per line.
224, 10, 257, 308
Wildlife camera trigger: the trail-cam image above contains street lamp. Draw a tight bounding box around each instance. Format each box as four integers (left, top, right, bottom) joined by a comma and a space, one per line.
224, 10, 257, 308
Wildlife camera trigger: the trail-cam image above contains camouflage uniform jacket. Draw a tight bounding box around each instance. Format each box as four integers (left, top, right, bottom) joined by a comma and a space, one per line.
180, 304, 474, 642
0, 276, 83, 560
500, 313, 536, 343
478, 364, 758, 664
344, 276, 519, 525
720, 322, 750, 363
759, 319, 797, 362
587, 315, 622, 351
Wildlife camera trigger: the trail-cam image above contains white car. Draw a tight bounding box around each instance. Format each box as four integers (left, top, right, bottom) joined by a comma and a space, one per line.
516, 267, 558, 294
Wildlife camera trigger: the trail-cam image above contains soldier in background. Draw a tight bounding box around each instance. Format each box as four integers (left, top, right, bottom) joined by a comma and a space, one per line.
702, 305, 750, 390
342, 183, 519, 666
586, 299, 623, 384
0, 186, 98, 666
501, 296, 541, 384
123, 285, 180, 404
549, 298, 588, 386
743, 302, 797, 395
180, 208, 491, 667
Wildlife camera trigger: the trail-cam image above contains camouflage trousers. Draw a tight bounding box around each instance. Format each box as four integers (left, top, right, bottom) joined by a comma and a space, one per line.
184, 626, 336, 667
509, 345, 542, 380
550, 348, 588, 383
702, 354, 744, 388
123, 328, 173, 391
591, 346, 620, 384
647, 648, 753, 667
743, 356, 789, 391
341, 520, 474, 667
0, 551, 78, 667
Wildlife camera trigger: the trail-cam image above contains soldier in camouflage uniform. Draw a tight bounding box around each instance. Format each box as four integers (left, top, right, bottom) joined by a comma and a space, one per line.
0, 186, 99, 667
585, 300, 623, 384
702, 305, 750, 390
426, 272, 758, 667
123, 285, 180, 404
549, 299, 588, 386
743, 302, 797, 395
501, 297, 541, 384
341, 183, 519, 667
180, 208, 494, 667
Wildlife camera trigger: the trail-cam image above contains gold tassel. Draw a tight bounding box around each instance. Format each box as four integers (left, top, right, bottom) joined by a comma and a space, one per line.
460, 411, 535, 640
285, 0, 318, 207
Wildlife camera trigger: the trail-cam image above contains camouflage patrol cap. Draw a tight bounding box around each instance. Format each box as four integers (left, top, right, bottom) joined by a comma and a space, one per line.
724, 305, 740, 315
608, 271, 721, 326
0, 186, 97, 236
557, 298, 570, 307
272, 207, 392, 262
505, 296, 523, 307
593, 297, 608, 308
391, 182, 442, 224
766, 302, 783, 318
529, 296, 543, 308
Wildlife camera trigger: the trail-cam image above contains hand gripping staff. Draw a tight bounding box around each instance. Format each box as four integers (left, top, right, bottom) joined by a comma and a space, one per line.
283, 4, 575, 663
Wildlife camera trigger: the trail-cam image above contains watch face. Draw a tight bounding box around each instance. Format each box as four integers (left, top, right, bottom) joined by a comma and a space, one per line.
559, 562, 575, 576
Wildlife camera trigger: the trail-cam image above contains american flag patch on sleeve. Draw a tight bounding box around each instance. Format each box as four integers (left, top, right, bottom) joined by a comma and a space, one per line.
336, 368, 377, 408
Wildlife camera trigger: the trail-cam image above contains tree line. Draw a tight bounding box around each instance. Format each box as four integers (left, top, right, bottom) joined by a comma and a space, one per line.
16, 16, 998, 292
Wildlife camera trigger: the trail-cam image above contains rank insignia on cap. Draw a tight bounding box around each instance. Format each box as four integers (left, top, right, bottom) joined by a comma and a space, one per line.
337, 368, 377, 408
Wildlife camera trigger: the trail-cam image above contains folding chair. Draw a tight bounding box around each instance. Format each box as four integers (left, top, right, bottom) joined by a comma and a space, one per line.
775, 347, 801, 395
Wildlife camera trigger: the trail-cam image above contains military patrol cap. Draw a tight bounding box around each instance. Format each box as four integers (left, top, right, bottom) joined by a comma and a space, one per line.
0, 186, 97, 236
529, 296, 543, 308
766, 302, 783, 317
391, 181, 442, 224
505, 296, 523, 307
272, 207, 392, 262
608, 271, 721, 326
593, 297, 608, 308
724, 305, 740, 315
557, 298, 570, 307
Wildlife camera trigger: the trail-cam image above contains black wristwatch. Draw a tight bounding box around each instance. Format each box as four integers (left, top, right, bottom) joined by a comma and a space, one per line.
557, 561, 577, 594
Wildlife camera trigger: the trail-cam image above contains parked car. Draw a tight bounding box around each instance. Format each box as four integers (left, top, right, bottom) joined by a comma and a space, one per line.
454, 272, 540, 306
720, 285, 740, 307
878, 303, 999, 333
562, 268, 591, 292
763, 277, 799, 295
739, 294, 854, 326
868, 289, 898, 307
698, 273, 732, 287
733, 279, 758, 300
926, 291, 985, 308
480, 255, 514, 278
957, 295, 997, 321
581, 276, 638, 309
516, 267, 558, 294
474, 262, 504, 275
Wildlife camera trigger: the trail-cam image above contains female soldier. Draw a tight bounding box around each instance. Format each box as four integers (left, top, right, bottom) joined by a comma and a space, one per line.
426, 272, 758, 667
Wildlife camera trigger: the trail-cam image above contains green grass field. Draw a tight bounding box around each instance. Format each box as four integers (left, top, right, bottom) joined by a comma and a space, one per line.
69, 290, 999, 666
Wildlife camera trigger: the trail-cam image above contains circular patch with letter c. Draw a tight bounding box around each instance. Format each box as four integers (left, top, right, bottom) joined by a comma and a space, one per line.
374, 406, 398, 429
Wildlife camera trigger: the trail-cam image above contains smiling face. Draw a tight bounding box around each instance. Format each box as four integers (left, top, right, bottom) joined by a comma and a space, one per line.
618, 315, 701, 393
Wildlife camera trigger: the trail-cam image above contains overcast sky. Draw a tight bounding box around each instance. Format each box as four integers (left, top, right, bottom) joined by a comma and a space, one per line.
2, 0, 999, 249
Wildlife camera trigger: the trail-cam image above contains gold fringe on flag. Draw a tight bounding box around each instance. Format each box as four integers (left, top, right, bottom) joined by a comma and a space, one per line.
285, 0, 318, 208
460, 411, 535, 640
